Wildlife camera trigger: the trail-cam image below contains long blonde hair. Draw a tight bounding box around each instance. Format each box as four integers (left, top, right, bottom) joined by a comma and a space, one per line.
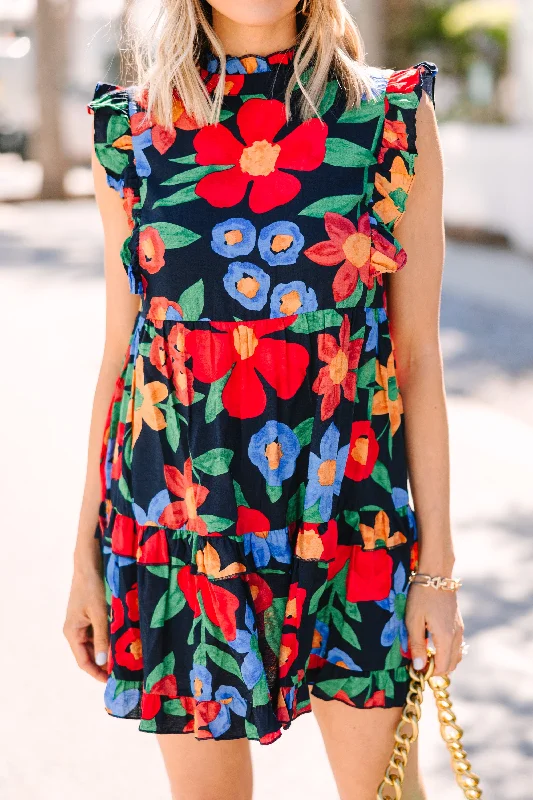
125, 0, 376, 129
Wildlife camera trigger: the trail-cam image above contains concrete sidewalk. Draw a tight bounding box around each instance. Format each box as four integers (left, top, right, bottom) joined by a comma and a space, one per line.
0, 200, 531, 800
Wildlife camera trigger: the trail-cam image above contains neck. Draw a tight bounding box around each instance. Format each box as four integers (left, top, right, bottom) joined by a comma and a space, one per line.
211, 9, 297, 57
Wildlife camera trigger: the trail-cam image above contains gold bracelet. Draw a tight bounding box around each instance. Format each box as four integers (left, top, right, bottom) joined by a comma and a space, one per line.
408, 570, 462, 591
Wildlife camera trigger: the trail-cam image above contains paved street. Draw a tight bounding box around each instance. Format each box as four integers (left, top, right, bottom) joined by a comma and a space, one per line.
0, 198, 531, 800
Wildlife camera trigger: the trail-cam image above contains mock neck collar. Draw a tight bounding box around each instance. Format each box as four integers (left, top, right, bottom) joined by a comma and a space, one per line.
201, 45, 296, 77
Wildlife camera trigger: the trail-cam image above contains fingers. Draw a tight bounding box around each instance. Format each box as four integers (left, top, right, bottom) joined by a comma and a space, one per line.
63, 609, 109, 684
406, 614, 429, 672
91, 606, 111, 671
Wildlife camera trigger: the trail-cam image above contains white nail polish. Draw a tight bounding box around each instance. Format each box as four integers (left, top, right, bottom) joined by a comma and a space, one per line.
95, 651, 108, 666
413, 656, 424, 670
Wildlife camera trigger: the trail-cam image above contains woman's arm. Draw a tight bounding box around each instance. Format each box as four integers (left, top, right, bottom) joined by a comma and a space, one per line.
386, 91, 464, 675
63, 119, 140, 682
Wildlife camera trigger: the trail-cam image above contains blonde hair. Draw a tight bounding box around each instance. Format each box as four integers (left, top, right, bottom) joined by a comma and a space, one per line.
124, 0, 376, 129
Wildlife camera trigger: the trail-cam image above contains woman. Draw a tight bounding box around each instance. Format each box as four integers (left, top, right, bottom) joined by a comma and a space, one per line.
64, 1, 465, 798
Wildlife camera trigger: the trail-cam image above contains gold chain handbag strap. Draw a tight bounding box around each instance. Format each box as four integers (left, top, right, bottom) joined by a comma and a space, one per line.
377, 650, 483, 799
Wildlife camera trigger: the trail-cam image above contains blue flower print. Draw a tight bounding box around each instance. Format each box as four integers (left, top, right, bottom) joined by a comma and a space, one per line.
227, 605, 265, 689
375, 562, 409, 652
104, 548, 136, 597
223, 262, 270, 310
190, 663, 213, 701
248, 420, 301, 487
258, 221, 305, 266
326, 647, 363, 671
130, 127, 152, 178
365, 307, 388, 352
211, 218, 256, 258
392, 486, 416, 529
270, 281, 318, 318
130, 312, 146, 361
304, 422, 349, 520
226, 55, 270, 74
244, 527, 292, 567
311, 620, 330, 658
104, 677, 140, 717
209, 685, 248, 737
133, 489, 171, 526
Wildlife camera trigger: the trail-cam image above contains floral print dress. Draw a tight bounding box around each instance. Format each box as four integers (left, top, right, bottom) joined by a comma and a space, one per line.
87, 47, 437, 744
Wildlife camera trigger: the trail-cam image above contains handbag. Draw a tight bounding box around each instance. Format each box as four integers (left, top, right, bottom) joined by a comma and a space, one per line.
377, 649, 483, 799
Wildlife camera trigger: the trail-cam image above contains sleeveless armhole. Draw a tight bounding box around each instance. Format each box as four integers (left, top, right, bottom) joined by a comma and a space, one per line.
371, 62, 438, 233
87, 82, 144, 295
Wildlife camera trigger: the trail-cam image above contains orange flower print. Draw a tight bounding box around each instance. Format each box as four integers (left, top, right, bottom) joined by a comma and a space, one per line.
139, 226, 166, 274
130, 355, 168, 445
371, 352, 403, 435
378, 118, 408, 163
312, 314, 363, 420
359, 510, 407, 550
159, 457, 209, 534
373, 155, 414, 225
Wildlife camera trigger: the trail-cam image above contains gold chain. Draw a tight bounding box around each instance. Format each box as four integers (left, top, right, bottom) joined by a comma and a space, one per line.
377, 652, 483, 799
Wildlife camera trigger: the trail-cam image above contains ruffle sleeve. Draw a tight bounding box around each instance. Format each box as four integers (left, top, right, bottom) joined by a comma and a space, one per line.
370, 62, 438, 232
87, 82, 144, 295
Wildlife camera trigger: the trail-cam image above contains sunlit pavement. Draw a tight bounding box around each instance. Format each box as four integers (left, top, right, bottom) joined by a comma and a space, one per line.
1, 199, 531, 800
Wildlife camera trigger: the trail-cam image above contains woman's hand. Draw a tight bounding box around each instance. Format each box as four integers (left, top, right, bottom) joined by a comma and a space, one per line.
63, 545, 110, 683
405, 583, 465, 677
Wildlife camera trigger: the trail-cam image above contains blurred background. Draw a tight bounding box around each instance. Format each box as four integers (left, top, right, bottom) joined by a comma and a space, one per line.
0, 1, 532, 799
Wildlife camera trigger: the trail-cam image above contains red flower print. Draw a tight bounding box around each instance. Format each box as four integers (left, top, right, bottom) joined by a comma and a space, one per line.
146, 297, 184, 329
306, 211, 403, 299
364, 689, 386, 708
115, 628, 144, 670
132, 89, 199, 155
193, 98, 327, 213
243, 572, 274, 614
166, 322, 195, 405
187, 317, 309, 419
125, 584, 140, 622
123, 186, 140, 231
139, 226, 166, 273
332, 689, 357, 707
387, 67, 420, 95
110, 595, 124, 634
295, 520, 338, 561
346, 546, 393, 602
312, 314, 363, 421
410, 540, 419, 573
141, 692, 161, 719
110, 421, 126, 481
344, 420, 379, 481
178, 564, 240, 640
236, 506, 270, 535
284, 582, 307, 628
202, 71, 245, 96
279, 631, 299, 678
111, 513, 138, 557
150, 674, 179, 697
327, 544, 352, 580
159, 457, 209, 534
378, 118, 409, 163
137, 529, 170, 564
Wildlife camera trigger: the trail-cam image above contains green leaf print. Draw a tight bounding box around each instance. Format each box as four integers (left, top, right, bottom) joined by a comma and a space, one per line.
303, 498, 323, 523
107, 113, 130, 140
266, 484, 283, 504
137, 342, 152, 357
139, 718, 157, 732
152, 184, 202, 208
298, 194, 363, 218
170, 153, 197, 164
343, 675, 372, 696
319, 80, 338, 115
338, 102, 384, 124
287, 482, 306, 522
308, 582, 328, 615
294, 417, 314, 448
147, 565, 170, 579
252, 675, 271, 706
394, 665, 409, 682
344, 509, 360, 529
324, 138, 377, 168
289, 308, 343, 334
241, 94, 267, 101
94, 143, 129, 175
245, 720, 259, 739
233, 479, 249, 508
142, 221, 201, 249
118, 475, 132, 502
371, 460, 392, 493
194, 447, 234, 476
123, 429, 133, 469
384, 638, 403, 670
345, 601, 362, 622
330, 607, 360, 649
163, 699, 187, 716
205, 367, 232, 423
205, 644, 242, 680
376, 669, 396, 698
145, 652, 176, 692
165, 401, 181, 452
161, 164, 231, 187
387, 91, 419, 109
356, 357, 377, 389
200, 514, 234, 533
178, 278, 204, 321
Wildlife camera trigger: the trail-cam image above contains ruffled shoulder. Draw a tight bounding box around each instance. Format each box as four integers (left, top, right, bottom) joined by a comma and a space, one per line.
370, 62, 438, 231
87, 82, 144, 295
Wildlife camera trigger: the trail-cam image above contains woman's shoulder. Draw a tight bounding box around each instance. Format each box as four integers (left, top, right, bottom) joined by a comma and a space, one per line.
362, 61, 438, 106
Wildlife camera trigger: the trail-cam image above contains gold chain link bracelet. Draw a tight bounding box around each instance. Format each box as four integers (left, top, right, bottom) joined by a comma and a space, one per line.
408, 570, 462, 591
377, 650, 482, 798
